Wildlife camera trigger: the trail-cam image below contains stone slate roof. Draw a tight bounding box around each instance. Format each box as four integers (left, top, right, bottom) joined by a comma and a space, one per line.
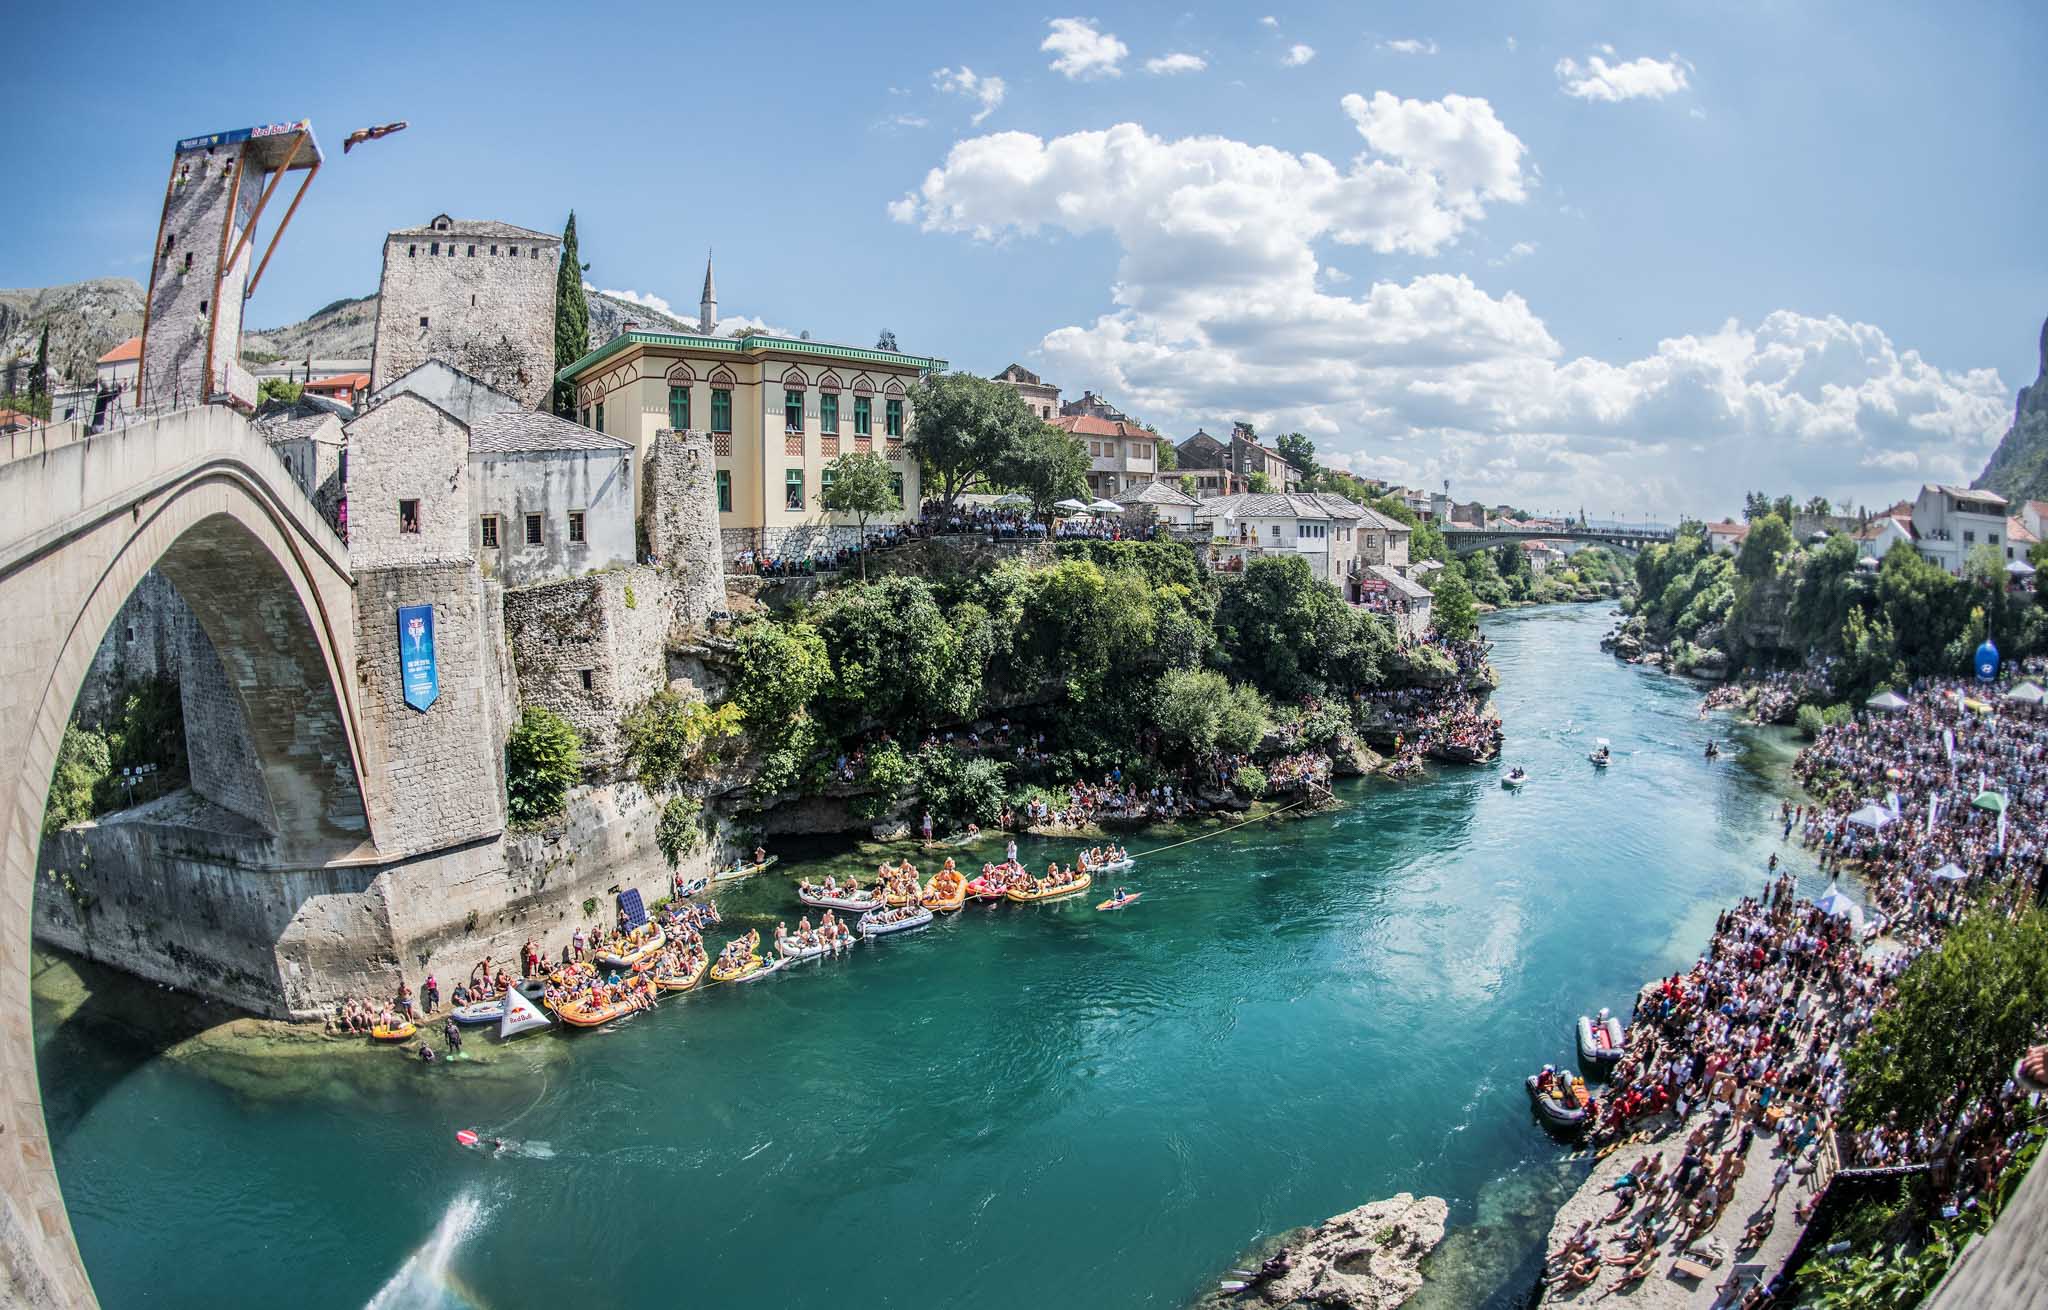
469, 410, 632, 455
388, 215, 558, 242
253, 394, 350, 444
1368, 564, 1432, 600
1194, 491, 1376, 521
1115, 480, 1202, 508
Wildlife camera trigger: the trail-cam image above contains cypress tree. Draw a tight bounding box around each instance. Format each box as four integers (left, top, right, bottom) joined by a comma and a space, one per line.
551, 213, 590, 416
30, 324, 49, 402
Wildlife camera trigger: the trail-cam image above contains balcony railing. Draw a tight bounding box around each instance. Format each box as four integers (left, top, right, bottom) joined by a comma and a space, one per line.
855, 434, 872, 452
713, 432, 732, 457
822, 433, 839, 457
785, 432, 803, 456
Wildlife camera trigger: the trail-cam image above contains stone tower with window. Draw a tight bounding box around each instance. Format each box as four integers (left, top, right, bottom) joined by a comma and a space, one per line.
138, 122, 322, 414
369, 215, 562, 411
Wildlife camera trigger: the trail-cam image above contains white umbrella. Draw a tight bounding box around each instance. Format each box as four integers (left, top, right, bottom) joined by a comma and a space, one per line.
1865, 690, 1909, 712
2002, 681, 2045, 704
1085, 498, 1125, 515
1929, 862, 1969, 883
1053, 498, 1089, 514
1814, 882, 1865, 932
994, 493, 1031, 508
1846, 803, 1894, 830
2008, 559, 2037, 577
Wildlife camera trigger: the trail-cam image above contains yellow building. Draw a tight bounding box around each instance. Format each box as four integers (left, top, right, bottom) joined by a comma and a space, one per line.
558, 269, 945, 557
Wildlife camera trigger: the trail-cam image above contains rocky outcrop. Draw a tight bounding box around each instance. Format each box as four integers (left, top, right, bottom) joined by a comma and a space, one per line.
1238, 1193, 1448, 1309
0, 277, 144, 385
1976, 316, 2048, 503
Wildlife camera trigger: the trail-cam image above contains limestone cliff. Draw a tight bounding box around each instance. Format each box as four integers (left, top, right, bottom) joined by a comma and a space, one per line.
0, 277, 144, 385
1975, 316, 2048, 504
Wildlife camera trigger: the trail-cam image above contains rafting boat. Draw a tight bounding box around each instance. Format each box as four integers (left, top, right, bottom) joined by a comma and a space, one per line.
653, 953, 709, 993
713, 854, 780, 883
449, 978, 549, 1026
672, 875, 709, 898
1501, 766, 1528, 789
1088, 857, 1135, 874
709, 929, 765, 983
594, 926, 665, 971
1577, 1008, 1626, 1067
1526, 1072, 1593, 1129
778, 933, 853, 961
965, 870, 1016, 901
859, 905, 934, 936
1007, 871, 1093, 903
553, 989, 649, 1028
1096, 892, 1142, 911
732, 954, 791, 983
796, 882, 885, 912
922, 869, 967, 912
548, 961, 598, 989
1588, 739, 1612, 768
370, 1022, 417, 1042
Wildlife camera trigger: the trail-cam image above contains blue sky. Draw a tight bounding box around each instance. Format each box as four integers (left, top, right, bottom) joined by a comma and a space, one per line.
4, 1, 2043, 518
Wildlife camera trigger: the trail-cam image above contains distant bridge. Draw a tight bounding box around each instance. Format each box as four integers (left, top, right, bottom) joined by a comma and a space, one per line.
1440, 523, 1676, 557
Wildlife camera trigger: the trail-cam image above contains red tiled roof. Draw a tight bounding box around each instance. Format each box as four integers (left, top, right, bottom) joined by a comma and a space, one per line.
1704, 520, 1749, 538
1051, 414, 1155, 441
2009, 516, 2038, 546
303, 372, 369, 392
98, 336, 142, 365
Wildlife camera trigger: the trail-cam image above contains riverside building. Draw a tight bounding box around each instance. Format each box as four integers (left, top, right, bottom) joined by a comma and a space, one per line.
558, 258, 946, 557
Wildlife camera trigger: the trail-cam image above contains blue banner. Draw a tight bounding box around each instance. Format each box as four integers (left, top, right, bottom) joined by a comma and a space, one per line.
399, 604, 439, 711
1975, 639, 2000, 683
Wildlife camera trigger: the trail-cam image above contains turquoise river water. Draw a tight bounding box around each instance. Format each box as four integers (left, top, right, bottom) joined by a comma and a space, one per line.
37, 604, 1826, 1309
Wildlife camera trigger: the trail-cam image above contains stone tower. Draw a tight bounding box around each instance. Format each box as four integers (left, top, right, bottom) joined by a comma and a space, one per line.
642, 429, 727, 629
138, 121, 322, 413
698, 252, 717, 334
369, 215, 561, 411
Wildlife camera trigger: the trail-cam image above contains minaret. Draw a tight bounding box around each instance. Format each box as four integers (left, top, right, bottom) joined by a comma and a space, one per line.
698, 251, 717, 334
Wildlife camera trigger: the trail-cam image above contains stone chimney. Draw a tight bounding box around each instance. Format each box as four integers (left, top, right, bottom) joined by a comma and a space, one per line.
618, 320, 638, 340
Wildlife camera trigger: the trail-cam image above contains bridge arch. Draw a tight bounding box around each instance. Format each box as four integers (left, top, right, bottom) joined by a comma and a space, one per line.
0, 407, 366, 1305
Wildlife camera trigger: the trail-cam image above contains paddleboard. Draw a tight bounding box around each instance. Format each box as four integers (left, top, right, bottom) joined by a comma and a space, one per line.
1096, 894, 1142, 911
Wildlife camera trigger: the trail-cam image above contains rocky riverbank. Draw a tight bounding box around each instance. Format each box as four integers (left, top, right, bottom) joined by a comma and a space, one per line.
1192, 1193, 1450, 1310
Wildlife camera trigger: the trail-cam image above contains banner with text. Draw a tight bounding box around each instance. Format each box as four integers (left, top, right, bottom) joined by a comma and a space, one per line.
399, 604, 439, 712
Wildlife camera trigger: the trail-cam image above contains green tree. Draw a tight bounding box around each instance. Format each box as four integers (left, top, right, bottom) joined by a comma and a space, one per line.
257, 377, 302, 406
817, 450, 899, 576
2031, 537, 2048, 607
996, 423, 1088, 521
1156, 439, 1178, 471
906, 372, 1042, 510
1215, 555, 1391, 699
43, 724, 110, 834
30, 324, 49, 402
1736, 512, 1794, 581
621, 690, 745, 791
1246, 471, 1274, 494
727, 621, 830, 728
1153, 667, 1271, 759
655, 796, 702, 868
505, 706, 583, 824
813, 576, 970, 725
551, 212, 590, 416
1177, 474, 1196, 496
1428, 562, 1479, 641
1804, 495, 1833, 516
1965, 541, 2006, 589
1844, 901, 2048, 1130
1275, 432, 1316, 481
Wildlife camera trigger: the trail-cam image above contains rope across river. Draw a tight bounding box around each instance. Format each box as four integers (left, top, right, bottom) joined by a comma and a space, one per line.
1124, 795, 1318, 862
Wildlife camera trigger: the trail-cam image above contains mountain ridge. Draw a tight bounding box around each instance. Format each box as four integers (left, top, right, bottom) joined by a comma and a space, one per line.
1973, 316, 2048, 506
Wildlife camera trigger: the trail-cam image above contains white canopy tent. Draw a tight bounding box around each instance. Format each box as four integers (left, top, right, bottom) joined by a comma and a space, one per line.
1085, 498, 1125, 515
1814, 882, 1866, 934
2002, 681, 2046, 704
1052, 498, 1090, 514
993, 493, 1031, 508
2008, 558, 2037, 578
1866, 690, 1910, 712
1846, 803, 1894, 830
1929, 862, 1969, 883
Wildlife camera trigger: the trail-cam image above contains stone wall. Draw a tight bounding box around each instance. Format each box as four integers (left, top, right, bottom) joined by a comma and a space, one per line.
353, 561, 505, 856
474, 446, 636, 588
138, 145, 257, 410
344, 392, 472, 568
73, 568, 194, 725
177, 613, 275, 831
370, 229, 560, 411
641, 429, 726, 627
502, 567, 671, 777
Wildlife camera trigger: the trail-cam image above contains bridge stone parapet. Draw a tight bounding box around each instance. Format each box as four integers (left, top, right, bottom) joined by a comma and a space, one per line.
1440, 524, 1675, 557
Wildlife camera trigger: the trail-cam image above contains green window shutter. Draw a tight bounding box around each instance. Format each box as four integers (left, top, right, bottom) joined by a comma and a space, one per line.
711, 388, 732, 433
668, 385, 689, 429
886, 398, 903, 437
716, 469, 732, 513
820, 393, 838, 433
785, 390, 804, 431
784, 468, 804, 510
854, 396, 871, 435
595, 402, 605, 433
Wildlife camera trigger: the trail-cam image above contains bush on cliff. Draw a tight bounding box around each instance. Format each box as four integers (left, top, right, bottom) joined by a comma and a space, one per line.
655, 796, 702, 868
913, 747, 1007, 825
506, 706, 583, 825
1425, 565, 1478, 642
622, 690, 744, 792
1153, 667, 1271, 761
43, 725, 110, 834
1216, 555, 1392, 699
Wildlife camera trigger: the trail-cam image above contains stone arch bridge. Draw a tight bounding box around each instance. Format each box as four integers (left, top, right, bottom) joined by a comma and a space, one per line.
0, 406, 369, 1305
1440, 523, 1675, 557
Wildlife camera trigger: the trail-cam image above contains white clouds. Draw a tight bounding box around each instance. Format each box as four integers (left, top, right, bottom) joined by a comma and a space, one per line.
1283, 43, 1317, 66
1505, 35, 1518, 53
878, 113, 929, 131
933, 66, 1006, 124
1146, 52, 1208, 75
1488, 240, 1537, 266
892, 105, 2004, 516
598, 287, 676, 319
1380, 38, 1437, 56
1260, 15, 1278, 27
1555, 51, 1690, 102
1043, 18, 1128, 80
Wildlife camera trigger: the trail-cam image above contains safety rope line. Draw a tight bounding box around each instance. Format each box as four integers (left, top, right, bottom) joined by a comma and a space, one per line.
1127, 795, 1321, 861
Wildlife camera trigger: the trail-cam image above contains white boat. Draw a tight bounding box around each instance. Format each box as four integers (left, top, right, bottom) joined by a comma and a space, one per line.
714, 854, 780, 883
1501, 767, 1528, 789
1577, 1008, 1626, 1066
859, 905, 934, 936
449, 979, 547, 1026
672, 875, 708, 897
732, 954, 791, 983
1087, 857, 1135, 874
1589, 738, 1612, 768
796, 883, 885, 912
499, 984, 553, 1039
779, 934, 854, 961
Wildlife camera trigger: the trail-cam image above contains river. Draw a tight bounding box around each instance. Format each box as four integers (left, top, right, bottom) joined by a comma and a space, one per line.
37, 604, 1823, 1309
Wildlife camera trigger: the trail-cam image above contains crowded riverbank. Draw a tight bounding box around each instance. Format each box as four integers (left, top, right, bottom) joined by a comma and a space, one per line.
38, 606, 1830, 1310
